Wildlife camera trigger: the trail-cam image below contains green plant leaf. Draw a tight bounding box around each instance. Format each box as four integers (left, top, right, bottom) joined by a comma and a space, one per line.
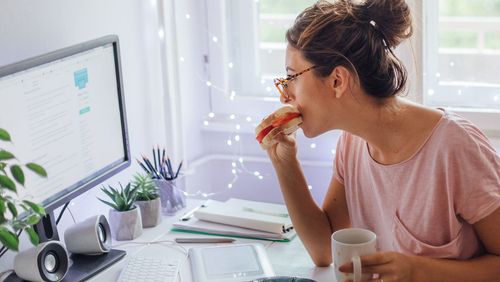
0, 150, 15, 161
0, 226, 19, 251
0, 198, 5, 214
0, 129, 11, 142
0, 175, 16, 192
10, 165, 25, 186
25, 226, 39, 245
25, 214, 40, 226
22, 200, 45, 215
7, 202, 18, 218
98, 198, 119, 210
25, 163, 47, 177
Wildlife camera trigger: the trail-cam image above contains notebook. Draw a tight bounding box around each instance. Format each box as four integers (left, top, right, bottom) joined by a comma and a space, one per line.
193, 198, 293, 234
172, 216, 296, 242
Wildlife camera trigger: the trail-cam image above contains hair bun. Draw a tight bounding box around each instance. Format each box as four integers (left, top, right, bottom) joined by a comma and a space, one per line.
361, 0, 413, 48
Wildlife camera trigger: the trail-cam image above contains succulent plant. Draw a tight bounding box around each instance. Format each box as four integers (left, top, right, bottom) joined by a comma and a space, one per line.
98, 183, 138, 212
132, 173, 159, 201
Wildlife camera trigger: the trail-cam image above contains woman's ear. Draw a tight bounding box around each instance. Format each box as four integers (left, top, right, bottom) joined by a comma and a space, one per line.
330, 66, 350, 98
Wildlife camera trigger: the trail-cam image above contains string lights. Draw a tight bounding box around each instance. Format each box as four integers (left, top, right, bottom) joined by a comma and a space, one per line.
163, 2, 500, 199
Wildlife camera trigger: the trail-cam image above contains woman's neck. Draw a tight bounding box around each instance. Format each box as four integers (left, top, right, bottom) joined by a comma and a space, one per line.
339, 97, 442, 165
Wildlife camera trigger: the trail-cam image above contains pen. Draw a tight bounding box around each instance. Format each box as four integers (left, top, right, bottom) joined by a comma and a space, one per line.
180, 204, 206, 221
174, 237, 235, 243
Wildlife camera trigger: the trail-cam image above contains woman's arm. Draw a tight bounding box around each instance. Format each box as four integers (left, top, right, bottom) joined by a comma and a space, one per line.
411, 207, 500, 282
340, 207, 500, 282
272, 157, 350, 266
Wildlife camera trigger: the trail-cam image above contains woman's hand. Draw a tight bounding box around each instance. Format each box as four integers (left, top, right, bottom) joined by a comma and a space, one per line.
339, 252, 416, 282
266, 129, 298, 164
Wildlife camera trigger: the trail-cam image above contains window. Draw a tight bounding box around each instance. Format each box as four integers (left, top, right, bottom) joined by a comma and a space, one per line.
206, 0, 316, 117
424, 0, 500, 133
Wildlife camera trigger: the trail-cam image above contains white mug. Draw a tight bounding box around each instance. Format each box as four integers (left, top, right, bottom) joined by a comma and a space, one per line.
331, 228, 377, 282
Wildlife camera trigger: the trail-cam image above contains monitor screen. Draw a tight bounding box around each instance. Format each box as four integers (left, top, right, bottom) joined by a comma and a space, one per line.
0, 36, 130, 210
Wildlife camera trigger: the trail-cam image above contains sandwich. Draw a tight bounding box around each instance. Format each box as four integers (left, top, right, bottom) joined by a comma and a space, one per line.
255, 105, 302, 150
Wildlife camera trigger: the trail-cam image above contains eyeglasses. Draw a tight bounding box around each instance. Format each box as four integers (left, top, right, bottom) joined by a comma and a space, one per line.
273, 66, 317, 100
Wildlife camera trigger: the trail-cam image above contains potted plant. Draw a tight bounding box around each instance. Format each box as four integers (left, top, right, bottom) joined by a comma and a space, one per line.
97, 183, 142, 241
0, 128, 47, 254
132, 173, 161, 228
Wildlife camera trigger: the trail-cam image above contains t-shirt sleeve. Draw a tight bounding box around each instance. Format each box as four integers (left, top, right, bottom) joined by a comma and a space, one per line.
334, 132, 347, 185
453, 122, 500, 224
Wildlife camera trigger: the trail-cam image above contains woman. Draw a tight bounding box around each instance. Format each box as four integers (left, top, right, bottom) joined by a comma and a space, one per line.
266, 0, 500, 281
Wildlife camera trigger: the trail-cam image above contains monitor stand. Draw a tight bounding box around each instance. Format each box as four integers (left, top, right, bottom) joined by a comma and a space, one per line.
6, 210, 127, 281
5, 248, 126, 281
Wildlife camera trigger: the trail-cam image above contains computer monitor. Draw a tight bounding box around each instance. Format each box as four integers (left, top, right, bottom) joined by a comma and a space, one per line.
0, 35, 130, 280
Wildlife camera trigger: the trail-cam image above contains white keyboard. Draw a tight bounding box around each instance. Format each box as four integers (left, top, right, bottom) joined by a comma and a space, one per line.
118, 256, 181, 282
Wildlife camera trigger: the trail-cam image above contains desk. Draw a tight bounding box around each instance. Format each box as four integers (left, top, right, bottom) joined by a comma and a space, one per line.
89, 199, 335, 282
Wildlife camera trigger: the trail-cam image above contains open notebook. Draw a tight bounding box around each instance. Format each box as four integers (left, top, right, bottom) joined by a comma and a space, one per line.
172, 199, 296, 242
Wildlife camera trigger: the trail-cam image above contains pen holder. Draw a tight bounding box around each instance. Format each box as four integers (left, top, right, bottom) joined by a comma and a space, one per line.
153, 179, 186, 216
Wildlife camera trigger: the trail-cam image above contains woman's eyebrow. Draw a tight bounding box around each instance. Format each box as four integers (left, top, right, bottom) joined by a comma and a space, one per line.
286, 66, 296, 72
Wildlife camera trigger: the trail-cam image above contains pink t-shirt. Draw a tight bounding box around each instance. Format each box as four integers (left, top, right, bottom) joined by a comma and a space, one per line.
334, 110, 500, 259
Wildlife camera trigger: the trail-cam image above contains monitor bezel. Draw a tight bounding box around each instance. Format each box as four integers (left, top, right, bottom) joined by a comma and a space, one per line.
0, 35, 131, 213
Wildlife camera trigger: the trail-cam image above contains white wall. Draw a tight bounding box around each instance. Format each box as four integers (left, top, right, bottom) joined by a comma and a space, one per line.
0, 0, 170, 272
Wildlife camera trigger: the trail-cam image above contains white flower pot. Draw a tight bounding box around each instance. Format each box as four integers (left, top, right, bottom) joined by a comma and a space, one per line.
108, 206, 143, 241
136, 197, 162, 228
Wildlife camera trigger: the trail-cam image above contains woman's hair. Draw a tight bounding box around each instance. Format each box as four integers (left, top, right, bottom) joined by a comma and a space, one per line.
286, 0, 413, 99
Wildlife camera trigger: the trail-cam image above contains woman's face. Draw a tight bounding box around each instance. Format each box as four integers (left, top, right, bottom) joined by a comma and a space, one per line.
283, 45, 336, 138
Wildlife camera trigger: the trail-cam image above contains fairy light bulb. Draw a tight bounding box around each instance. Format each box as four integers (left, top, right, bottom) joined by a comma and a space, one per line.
228, 183, 233, 188
494, 95, 499, 102
229, 114, 236, 120
158, 29, 165, 40
253, 171, 260, 176
235, 124, 240, 130
227, 140, 232, 146
266, 86, 271, 92
310, 143, 316, 149
435, 72, 441, 78
232, 162, 237, 167
208, 112, 215, 118
203, 120, 209, 126
457, 89, 462, 96
331, 149, 336, 155
179, 57, 185, 62
258, 176, 263, 180
206, 81, 212, 87
234, 135, 240, 141
246, 116, 252, 122
308, 185, 313, 190
238, 157, 243, 163
185, 14, 191, 19
212, 36, 218, 43
232, 169, 237, 174
427, 89, 435, 96
228, 62, 234, 68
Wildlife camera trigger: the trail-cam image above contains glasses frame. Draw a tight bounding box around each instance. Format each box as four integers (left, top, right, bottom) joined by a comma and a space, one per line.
273, 66, 317, 100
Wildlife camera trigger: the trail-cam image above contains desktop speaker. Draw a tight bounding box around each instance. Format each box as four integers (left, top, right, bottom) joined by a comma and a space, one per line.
14, 240, 69, 282
64, 214, 112, 255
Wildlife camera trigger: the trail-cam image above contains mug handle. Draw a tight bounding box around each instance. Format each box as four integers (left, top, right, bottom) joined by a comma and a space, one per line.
352, 255, 362, 282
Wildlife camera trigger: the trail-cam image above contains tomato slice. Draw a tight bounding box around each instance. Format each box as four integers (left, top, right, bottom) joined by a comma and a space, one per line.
256, 112, 301, 143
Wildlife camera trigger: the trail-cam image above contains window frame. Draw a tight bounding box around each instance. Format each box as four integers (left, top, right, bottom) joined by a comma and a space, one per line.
423, 0, 500, 137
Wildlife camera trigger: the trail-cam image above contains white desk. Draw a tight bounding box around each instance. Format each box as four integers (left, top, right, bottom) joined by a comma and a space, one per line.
88, 199, 335, 282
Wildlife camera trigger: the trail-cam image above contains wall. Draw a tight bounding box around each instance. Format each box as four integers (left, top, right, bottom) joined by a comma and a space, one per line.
0, 0, 170, 272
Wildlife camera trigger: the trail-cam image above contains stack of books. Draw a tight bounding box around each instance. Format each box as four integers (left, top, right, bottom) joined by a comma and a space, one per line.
172, 198, 296, 242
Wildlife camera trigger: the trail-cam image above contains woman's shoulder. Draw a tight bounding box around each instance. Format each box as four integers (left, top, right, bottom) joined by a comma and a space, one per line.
436, 110, 497, 154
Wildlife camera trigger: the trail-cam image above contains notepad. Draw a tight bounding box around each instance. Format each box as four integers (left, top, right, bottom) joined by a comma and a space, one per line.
193, 199, 293, 234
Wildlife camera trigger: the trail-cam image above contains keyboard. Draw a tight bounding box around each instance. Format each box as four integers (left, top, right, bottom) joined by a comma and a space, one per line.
118, 256, 181, 282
